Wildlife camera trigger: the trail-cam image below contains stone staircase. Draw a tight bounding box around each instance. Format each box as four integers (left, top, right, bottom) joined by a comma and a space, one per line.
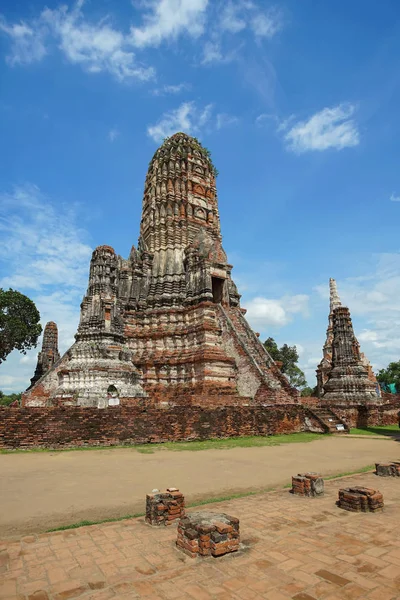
307, 406, 349, 434
218, 305, 296, 398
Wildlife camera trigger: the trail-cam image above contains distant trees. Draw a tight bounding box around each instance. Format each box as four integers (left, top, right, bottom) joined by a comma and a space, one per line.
0, 288, 42, 364
376, 361, 400, 393
263, 337, 308, 391
0, 391, 21, 406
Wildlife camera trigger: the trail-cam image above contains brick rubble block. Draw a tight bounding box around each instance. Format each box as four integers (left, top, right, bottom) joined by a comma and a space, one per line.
291, 472, 324, 497
176, 511, 240, 558
375, 462, 400, 477
337, 486, 384, 512
145, 488, 185, 526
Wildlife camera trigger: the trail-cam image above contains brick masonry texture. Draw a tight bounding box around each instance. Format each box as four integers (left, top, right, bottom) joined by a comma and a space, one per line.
291, 473, 324, 497
145, 488, 185, 526
2, 473, 400, 600
337, 486, 384, 513
375, 462, 400, 477
0, 405, 315, 449
176, 512, 240, 558
1, 401, 399, 449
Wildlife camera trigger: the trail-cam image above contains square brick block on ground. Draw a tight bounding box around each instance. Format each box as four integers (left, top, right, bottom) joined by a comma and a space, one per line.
337, 486, 384, 512
375, 462, 400, 477
145, 487, 185, 526
291, 473, 324, 497
176, 511, 240, 558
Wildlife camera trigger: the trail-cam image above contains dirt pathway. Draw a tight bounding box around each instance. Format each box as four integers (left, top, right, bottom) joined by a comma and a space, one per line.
0, 436, 397, 538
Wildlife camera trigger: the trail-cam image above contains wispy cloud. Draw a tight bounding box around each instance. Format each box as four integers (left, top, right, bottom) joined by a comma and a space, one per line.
0, 18, 47, 65
147, 101, 212, 142
0, 183, 93, 392
216, 113, 238, 129
130, 0, 209, 48
152, 82, 191, 96
283, 103, 360, 153
0, 0, 154, 81
108, 128, 120, 142
390, 193, 400, 202
147, 102, 239, 142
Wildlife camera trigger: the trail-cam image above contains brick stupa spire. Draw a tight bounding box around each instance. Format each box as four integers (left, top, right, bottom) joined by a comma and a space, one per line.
24, 132, 297, 406
29, 321, 60, 388
317, 280, 378, 403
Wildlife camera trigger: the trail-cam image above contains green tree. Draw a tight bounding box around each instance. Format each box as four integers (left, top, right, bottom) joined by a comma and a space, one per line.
263, 337, 308, 390
376, 361, 400, 393
0, 391, 22, 406
0, 288, 42, 364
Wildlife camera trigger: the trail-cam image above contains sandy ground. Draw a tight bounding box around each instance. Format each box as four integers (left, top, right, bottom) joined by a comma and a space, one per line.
0, 436, 397, 538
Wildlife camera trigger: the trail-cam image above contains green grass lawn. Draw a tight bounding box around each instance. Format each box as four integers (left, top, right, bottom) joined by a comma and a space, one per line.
1, 432, 323, 454
349, 424, 400, 436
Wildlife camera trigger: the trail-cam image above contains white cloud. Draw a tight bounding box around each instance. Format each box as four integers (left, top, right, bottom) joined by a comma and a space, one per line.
390, 193, 400, 202
202, 40, 224, 64
147, 101, 213, 142
0, 1, 154, 81
244, 294, 309, 329
130, 0, 208, 48
250, 9, 282, 38
108, 128, 120, 142
0, 18, 47, 65
283, 103, 360, 153
220, 2, 246, 34
0, 184, 93, 391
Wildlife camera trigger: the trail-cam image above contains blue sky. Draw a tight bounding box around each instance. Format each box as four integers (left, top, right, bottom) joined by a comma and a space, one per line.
1, 0, 400, 392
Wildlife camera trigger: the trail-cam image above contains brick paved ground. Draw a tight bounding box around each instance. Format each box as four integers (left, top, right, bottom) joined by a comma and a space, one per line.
1, 473, 400, 600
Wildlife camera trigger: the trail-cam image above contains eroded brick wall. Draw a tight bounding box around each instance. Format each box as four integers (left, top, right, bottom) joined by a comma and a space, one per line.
327, 403, 400, 428
0, 405, 310, 450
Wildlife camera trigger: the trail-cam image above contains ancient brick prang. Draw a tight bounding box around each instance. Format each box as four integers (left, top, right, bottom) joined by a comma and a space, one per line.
176, 512, 240, 558
29, 322, 60, 388
375, 462, 400, 477
321, 304, 379, 404
291, 473, 324, 497
145, 488, 185, 526
317, 279, 379, 403
25, 132, 297, 406
337, 487, 384, 512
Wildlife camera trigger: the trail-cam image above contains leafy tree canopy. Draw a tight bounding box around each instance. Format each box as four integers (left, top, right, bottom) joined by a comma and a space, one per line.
376, 361, 400, 393
0, 391, 21, 406
0, 288, 42, 364
263, 337, 308, 390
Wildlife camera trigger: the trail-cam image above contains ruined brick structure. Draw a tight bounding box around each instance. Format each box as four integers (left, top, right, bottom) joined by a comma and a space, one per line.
337, 487, 384, 513
317, 279, 379, 403
23, 132, 297, 407
145, 488, 185, 526
176, 512, 240, 558
29, 322, 60, 388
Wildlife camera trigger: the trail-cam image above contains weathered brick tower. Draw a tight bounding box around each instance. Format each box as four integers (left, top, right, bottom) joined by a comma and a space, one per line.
29, 321, 60, 388
317, 279, 379, 403
24, 133, 297, 406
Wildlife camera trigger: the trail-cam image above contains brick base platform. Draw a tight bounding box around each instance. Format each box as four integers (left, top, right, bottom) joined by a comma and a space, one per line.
291, 473, 324, 497
337, 486, 384, 512
176, 512, 240, 558
145, 488, 185, 526
375, 462, 400, 477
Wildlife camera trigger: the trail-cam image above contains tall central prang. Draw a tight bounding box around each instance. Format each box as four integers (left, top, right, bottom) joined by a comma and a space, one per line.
24, 133, 297, 406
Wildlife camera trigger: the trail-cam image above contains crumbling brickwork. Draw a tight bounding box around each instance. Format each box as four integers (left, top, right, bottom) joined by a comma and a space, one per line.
29, 321, 61, 388
337, 487, 384, 512
375, 462, 400, 477
0, 405, 314, 450
291, 473, 324, 497
176, 512, 239, 558
145, 488, 185, 525
24, 132, 297, 408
